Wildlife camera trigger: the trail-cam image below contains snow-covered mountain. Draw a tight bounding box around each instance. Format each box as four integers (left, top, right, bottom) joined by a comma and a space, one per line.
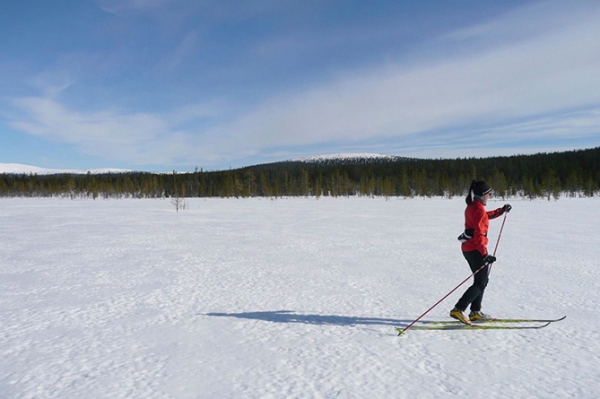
0, 163, 130, 175
291, 153, 414, 165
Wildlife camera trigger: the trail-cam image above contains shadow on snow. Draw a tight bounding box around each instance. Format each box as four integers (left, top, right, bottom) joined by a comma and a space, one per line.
205, 310, 412, 327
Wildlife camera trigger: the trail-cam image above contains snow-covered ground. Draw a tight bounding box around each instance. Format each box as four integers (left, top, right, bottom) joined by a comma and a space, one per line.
1, 197, 599, 399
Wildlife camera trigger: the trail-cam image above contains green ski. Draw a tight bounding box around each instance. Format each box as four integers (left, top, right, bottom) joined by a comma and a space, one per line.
426, 315, 566, 325
396, 321, 552, 335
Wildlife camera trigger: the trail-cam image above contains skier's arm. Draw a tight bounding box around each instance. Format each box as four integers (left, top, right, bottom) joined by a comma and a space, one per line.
487, 204, 511, 220
474, 207, 489, 256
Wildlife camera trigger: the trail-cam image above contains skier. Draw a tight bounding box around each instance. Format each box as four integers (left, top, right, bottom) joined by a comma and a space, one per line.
450, 180, 511, 324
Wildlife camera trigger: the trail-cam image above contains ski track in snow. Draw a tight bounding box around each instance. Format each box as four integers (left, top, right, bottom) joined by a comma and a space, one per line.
1, 197, 599, 398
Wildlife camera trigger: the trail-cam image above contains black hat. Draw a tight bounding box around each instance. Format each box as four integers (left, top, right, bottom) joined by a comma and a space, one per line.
471, 180, 492, 196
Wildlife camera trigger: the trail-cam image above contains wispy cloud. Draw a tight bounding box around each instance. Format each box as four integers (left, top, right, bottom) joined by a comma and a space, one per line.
95, 0, 176, 16
153, 30, 201, 72
9, 97, 203, 166
403, 107, 600, 158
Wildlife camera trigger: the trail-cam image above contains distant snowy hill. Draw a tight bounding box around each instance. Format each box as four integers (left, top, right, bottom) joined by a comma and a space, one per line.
290, 153, 414, 165
0, 163, 130, 175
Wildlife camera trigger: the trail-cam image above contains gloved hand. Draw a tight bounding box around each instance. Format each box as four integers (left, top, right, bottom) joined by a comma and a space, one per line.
484, 254, 497, 264
502, 204, 512, 213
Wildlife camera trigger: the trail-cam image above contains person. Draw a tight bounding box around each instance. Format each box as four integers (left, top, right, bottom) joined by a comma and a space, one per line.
450, 180, 511, 324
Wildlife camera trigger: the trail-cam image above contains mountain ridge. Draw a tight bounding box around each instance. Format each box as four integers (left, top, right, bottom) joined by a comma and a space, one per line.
0, 163, 130, 175
289, 153, 416, 165
1, 153, 411, 175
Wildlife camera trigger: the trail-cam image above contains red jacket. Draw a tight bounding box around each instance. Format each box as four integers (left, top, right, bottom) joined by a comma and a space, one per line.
461, 199, 504, 255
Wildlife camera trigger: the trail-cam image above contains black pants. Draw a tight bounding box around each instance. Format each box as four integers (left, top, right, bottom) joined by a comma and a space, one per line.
455, 250, 489, 312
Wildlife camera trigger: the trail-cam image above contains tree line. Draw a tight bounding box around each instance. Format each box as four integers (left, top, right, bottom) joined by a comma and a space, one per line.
1, 147, 599, 200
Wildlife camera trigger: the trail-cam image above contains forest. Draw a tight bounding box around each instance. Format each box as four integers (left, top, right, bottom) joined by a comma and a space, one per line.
1, 147, 599, 200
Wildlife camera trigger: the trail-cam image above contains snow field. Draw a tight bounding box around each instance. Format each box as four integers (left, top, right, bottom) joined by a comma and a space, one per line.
1, 197, 599, 398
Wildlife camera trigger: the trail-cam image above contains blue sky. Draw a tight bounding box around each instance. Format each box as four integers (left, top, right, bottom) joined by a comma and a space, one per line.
1, 0, 599, 172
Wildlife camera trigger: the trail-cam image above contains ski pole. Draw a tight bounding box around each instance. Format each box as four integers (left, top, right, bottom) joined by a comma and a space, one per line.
399, 214, 509, 335
398, 264, 488, 334
488, 212, 508, 276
